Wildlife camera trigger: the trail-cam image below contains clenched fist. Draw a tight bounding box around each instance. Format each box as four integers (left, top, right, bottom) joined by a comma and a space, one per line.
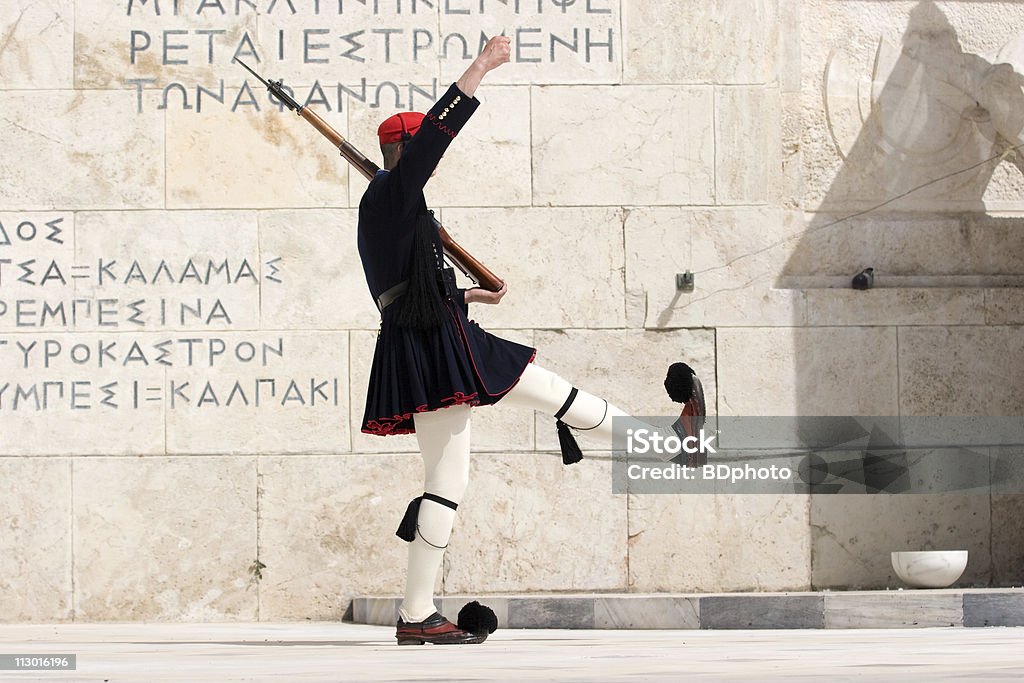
477, 36, 512, 72
456, 33, 512, 97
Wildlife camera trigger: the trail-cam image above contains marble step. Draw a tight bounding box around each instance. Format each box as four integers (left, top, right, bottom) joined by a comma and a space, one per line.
351, 589, 1024, 630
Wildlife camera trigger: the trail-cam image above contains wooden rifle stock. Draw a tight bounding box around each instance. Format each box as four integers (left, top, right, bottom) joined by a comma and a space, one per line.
297, 106, 504, 292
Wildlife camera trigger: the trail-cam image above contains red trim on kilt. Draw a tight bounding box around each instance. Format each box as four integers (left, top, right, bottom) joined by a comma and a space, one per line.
362, 305, 537, 437
363, 391, 479, 436
450, 308, 536, 398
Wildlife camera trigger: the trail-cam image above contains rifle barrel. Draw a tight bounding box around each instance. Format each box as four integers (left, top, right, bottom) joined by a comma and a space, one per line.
297, 108, 379, 181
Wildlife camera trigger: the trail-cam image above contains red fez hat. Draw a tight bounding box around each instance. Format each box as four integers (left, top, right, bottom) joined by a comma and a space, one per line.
377, 111, 425, 144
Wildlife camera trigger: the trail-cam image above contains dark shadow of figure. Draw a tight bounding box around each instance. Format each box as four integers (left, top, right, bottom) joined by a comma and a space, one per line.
787, 0, 1024, 283
782, 0, 1024, 589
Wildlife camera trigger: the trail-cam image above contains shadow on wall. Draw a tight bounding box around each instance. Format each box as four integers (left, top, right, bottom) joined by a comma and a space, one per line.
784, 0, 1024, 589
788, 0, 1024, 281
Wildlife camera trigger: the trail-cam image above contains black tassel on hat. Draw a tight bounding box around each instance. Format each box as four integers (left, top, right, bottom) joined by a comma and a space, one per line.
664, 362, 696, 403
457, 601, 498, 636
556, 419, 584, 465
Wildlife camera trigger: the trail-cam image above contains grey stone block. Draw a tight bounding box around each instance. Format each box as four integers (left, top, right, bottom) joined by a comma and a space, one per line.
594, 596, 700, 629
507, 598, 595, 629
963, 593, 1024, 627
363, 598, 400, 627
824, 591, 963, 628
351, 598, 365, 625
700, 595, 825, 629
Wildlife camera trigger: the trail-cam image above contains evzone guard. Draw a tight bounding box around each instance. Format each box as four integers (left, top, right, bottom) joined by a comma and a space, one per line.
356, 35, 706, 645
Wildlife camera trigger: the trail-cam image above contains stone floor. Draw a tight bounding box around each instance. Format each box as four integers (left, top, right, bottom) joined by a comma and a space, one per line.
1, 622, 1023, 682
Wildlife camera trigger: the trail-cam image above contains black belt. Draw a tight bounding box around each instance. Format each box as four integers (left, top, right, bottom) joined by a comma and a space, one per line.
376, 267, 457, 313
376, 281, 408, 312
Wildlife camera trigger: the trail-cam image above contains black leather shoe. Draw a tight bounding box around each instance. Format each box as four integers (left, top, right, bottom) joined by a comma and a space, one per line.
395, 612, 487, 646
667, 366, 707, 467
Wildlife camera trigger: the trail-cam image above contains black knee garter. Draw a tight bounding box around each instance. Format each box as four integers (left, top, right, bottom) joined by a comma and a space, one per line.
396, 492, 459, 547
553, 387, 607, 466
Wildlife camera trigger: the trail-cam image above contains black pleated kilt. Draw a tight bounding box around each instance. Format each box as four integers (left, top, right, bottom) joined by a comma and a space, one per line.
361, 301, 535, 435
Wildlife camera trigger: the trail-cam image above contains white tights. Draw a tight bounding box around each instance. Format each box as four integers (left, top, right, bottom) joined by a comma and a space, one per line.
398, 363, 663, 623
400, 403, 472, 622
498, 363, 656, 441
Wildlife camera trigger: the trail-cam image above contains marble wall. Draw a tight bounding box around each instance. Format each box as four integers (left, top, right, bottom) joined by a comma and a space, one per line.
1, 0, 1023, 621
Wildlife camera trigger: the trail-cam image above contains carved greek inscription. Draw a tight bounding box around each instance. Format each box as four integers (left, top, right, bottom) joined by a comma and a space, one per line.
4, 337, 285, 369
0, 378, 340, 411
121, 0, 619, 112
0, 253, 283, 329
0, 218, 65, 246
0, 222, 336, 418
0, 334, 340, 411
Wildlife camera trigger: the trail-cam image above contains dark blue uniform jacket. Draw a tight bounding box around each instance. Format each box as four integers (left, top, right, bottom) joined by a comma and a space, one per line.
357, 84, 535, 435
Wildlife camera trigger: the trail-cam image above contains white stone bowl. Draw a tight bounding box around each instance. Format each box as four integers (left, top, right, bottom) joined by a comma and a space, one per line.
891, 550, 968, 588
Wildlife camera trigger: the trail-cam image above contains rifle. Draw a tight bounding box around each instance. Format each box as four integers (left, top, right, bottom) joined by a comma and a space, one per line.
234, 58, 503, 292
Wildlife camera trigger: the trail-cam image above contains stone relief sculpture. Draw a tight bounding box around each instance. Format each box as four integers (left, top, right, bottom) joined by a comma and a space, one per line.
823, 4, 1024, 206
785, 0, 1024, 286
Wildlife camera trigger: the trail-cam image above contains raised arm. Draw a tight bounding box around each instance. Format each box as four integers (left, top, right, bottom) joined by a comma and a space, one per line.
391, 36, 513, 206
456, 35, 512, 97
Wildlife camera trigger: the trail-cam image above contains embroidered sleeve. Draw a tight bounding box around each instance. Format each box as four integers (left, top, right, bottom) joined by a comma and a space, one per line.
392, 83, 480, 210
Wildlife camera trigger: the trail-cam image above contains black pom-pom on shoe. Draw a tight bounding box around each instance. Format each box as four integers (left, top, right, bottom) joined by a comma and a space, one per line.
664, 362, 696, 403
457, 601, 498, 637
